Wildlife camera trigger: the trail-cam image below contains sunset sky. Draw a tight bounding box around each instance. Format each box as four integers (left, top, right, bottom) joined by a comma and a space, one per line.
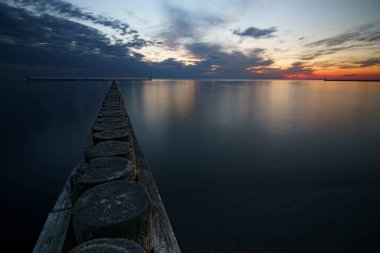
0, 0, 379, 79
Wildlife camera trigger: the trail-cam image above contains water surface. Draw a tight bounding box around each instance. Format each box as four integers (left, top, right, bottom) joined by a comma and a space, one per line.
120, 80, 380, 252
0, 80, 109, 251
2, 79, 380, 252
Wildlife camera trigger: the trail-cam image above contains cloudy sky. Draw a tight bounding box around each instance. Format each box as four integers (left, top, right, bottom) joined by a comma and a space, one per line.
0, 0, 379, 79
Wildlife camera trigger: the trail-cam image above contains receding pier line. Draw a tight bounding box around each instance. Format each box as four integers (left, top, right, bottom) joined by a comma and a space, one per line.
33, 80, 179, 253
323, 79, 380, 82
26, 76, 152, 82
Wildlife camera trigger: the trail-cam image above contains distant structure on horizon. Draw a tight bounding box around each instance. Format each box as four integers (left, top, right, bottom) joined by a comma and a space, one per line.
26, 75, 152, 83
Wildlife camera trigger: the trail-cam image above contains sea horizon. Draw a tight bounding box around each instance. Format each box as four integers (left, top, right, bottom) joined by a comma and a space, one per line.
3, 76, 380, 82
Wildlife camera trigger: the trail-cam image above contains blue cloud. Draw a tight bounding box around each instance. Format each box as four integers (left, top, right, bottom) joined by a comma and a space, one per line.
233, 26, 277, 39
4, 0, 148, 43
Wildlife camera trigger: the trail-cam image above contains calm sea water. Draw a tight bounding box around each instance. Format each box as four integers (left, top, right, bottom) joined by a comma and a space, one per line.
0, 80, 109, 251
1, 80, 380, 252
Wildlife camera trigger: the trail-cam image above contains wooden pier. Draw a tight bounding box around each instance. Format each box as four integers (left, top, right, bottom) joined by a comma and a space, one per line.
323, 79, 380, 82
33, 80, 180, 253
26, 76, 152, 82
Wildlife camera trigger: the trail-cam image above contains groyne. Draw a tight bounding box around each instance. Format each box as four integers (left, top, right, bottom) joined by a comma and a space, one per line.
33, 80, 180, 253
323, 79, 380, 82
26, 76, 151, 82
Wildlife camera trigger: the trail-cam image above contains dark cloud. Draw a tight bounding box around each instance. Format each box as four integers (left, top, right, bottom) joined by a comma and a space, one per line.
185, 43, 274, 77
22, 0, 134, 34
281, 62, 313, 76
300, 45, 357, 60
306, 22, 380, 47
337, 58, 380, 69
247, 62, 314, 78
0, 2, 152, 78
298, 37, 305, 41
6, 0, 149, 44
0, 3, 129, 58
356, 58, 380, 67
300, 23, 380, 62
233, 26, 277, 39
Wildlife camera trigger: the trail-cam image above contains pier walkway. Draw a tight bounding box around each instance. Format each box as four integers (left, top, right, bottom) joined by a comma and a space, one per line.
33, 80, 180, 253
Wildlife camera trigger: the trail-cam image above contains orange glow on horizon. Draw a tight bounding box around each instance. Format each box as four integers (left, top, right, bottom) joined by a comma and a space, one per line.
284, 66, 380, 80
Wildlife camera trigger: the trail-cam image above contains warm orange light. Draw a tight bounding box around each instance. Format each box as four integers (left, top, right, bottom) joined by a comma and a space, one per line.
284, 66, 380, 80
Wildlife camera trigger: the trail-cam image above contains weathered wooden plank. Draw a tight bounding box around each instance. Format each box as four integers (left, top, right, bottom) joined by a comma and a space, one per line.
138, 166, 181, 253
53, 158, 84, 211
52, 180, 72, 212
122, 97, 181, 253
33, 209, 71, 253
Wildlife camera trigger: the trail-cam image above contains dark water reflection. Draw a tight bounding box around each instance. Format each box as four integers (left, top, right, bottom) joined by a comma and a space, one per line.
0, 80, 109, 251
120, 80, 380, 252
2, 79, 380, 252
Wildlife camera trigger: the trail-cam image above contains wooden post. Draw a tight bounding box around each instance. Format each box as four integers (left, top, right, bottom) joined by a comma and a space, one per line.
68, 238, 146, 253
100, 108, 124, 113
73, 181, 152, 252
71, 157, 135, 202
98, 111, 125, 117
93, 129, 130, 144
92, 122, 127, 132
97, 117, 126, 123
84, 141, 131, 161
103, 102, 122, 107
